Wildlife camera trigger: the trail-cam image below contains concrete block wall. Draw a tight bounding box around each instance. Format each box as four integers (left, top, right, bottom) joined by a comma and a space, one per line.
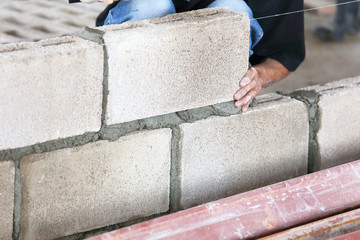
95, 8, 250, 124
0, 7, 359, 240
19, 129, 171, 240
178, 95, 308, 209
0, 36, 103, 151
290, 78, 360, 171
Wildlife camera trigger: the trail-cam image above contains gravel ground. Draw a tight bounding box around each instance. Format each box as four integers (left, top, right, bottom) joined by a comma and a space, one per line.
0, 0, 104, 43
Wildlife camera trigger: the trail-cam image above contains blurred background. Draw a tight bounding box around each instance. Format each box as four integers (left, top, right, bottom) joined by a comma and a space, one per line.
1, 0, 359, 94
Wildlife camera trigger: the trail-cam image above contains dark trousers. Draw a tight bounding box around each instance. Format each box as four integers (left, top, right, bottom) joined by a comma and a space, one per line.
334, 0, 360, 36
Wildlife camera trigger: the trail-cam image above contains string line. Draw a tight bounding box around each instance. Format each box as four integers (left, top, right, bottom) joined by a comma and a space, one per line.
251, 0, 360, 21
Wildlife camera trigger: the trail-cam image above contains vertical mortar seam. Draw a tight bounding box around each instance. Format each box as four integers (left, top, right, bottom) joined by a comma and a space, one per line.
169, 126, 181, 213
279, 90, 321, 173
310, 96, 321, 172
12, 158, 21, 240
100, 44, 109, 130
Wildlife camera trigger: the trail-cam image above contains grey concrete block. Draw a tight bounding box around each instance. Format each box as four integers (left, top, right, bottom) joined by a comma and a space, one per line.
0, 36, 103, 151
316, 77, 360, 169
19, 129, 171, 240
178, 94, 309, 209
97, 8, 249, 125
0, 160, 15, 240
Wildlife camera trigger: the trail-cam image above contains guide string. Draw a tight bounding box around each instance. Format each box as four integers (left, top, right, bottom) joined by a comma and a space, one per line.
251, 0, 360, 21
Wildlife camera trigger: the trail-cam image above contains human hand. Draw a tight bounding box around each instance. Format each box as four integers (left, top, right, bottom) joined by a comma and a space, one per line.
234, 58, 291, 112
234, 67, 262, 112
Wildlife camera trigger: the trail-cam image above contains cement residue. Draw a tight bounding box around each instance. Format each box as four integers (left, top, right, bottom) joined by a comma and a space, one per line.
176, 101, 245, 123
99, 39, 109, 130
98, 101, 243, 142
288, 90, 320, 172
177, 105, 218, 123
139, 113, 184, 130
0, 133, 100, 161
214, 100, 256, 116
0, 98, 259, 162
79, 27, 104, 45
100, 121, 141, 141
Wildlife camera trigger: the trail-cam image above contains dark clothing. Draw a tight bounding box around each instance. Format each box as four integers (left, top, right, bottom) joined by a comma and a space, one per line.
172, 0, 215, 12
334, 0, 360, 36
247, 0, 305, 71
95, 0, 305, 71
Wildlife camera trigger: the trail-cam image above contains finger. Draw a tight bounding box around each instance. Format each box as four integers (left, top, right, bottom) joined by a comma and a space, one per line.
242, 101, 251, 112
240, 67, 257, 87
235, 89, 257, 108
240, 76, 251, 87
234, 79, 257, 100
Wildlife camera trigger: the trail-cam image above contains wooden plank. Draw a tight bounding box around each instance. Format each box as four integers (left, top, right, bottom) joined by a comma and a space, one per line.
260, 208, 360, 240
88, 160, 360, 240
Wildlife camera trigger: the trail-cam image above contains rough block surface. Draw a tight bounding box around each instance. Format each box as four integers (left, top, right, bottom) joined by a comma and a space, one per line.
316, 78, 360, 169
99, 8, 249, 124
0, 160, 15, 240
19, 129, 171, 240
179, 94, 309, 209
0, 36, 103, 151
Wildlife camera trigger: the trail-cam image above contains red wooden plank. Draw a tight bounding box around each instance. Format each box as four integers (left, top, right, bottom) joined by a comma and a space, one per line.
331, 230, 360, 240
88, 160, 360, 240
260, 208, 360, 240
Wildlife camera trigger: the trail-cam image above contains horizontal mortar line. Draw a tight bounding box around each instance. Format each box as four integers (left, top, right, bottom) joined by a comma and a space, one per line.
318, 86, 347, 93
256, 96, 284, 104
0, 130, 100, 161
0, 101, 246, 160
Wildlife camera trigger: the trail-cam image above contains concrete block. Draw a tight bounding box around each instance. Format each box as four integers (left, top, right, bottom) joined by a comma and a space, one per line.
19, 129, 171, 240
0, 160, 15, 240
97, 8, 249, 124
178, 94, 309, 209
316, 78, 360, 169
0, 36, 103, 151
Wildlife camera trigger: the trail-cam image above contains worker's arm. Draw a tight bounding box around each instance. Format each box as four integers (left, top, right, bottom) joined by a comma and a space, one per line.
233, 58, 290, 112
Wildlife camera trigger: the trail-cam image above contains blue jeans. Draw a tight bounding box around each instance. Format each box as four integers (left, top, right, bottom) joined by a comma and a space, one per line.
104, 0, 263, 57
